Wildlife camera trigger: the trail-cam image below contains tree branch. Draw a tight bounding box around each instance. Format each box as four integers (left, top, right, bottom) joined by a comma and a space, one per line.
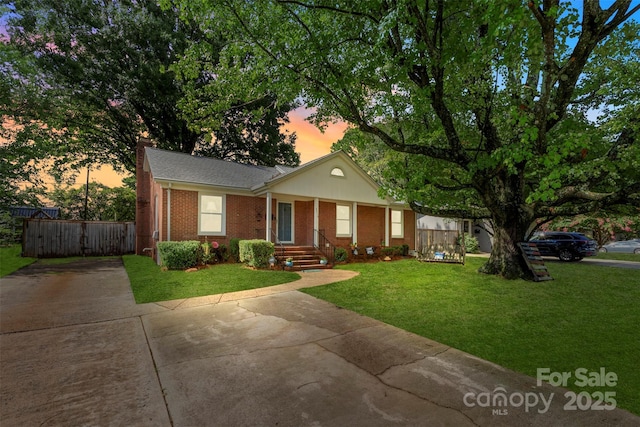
410, 201, 492, 220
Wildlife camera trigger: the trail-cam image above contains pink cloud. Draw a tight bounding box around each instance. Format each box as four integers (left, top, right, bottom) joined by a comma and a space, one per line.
283, 107, 348, 163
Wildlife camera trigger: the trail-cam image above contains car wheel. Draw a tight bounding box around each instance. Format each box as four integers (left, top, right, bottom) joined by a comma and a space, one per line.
558, 249, 574, 262
635, 248, 640, 255
599, 247, 608, 253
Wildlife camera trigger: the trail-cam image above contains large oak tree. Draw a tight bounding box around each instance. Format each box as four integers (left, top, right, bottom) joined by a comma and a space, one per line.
171, 0, 640, 278
2, 0, 299, 189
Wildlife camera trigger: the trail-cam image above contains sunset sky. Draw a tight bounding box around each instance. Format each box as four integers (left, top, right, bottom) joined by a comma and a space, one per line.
86, 106, 349, 188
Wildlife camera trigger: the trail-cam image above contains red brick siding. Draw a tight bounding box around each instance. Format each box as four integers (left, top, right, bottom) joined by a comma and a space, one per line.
318, 201, 339, 245
226, 194, 271, 241
357, 205, 386, 247
294, 200, 314, 246
135, 139, 153, 255
141, 180, 416, 254
162, 192, 273, 246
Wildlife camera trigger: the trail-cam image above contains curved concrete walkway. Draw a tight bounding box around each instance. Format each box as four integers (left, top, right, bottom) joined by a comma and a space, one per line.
1, 258, 639, 426
154, 268, 360, 310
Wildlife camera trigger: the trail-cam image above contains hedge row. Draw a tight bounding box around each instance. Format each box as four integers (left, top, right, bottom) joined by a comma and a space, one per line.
239, 239, 275, 268
157, 240, 201, 270
157, 239, 274, 270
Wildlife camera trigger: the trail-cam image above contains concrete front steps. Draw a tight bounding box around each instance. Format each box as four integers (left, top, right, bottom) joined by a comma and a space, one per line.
277, 246, 331, 271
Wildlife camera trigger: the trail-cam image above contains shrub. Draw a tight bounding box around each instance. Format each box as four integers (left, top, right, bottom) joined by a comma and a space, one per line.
217, 243, 229, 262
239, 239, 275, 268
457, 234, 480, 253
157, 240, 201, 270
204, 241, 227, 263
382, 246, 405, 257
201, 242, 214, 264
0, 212, 19, 246
229, 238, 241, 262
334, 247, 347, 262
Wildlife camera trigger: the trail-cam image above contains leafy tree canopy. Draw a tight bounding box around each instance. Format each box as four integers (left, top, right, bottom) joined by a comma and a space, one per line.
1, 0, 299, 209
170, 0, 639, 278
49, 182, 136, 222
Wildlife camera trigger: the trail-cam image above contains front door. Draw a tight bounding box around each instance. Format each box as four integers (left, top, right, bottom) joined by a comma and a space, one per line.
277, 202, 293, 243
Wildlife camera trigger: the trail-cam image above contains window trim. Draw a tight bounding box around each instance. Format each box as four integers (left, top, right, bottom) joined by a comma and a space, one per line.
330, 167, 345, 177
391, 209, 404, 238
198, 193, 226, 236
336, 204, 352, 237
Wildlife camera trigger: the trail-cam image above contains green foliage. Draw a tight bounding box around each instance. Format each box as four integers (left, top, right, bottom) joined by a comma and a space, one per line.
3, 0, 299, 188
123, 254, 299, 303
48, 182, 135, 221
0, 212, 20, 246
381, 245, 407, 257
238, 239, 275, 268
0, 244, 37, 277
543, 212, 640, 247
201, 241, 229, 264
200, 242, 214, 265
334, 247, 348, 262
157, 240, 201, 270
457, 234, 480, 254
170, 0, 640, 278
303, 259, 640, 415
229, 238, 241, 262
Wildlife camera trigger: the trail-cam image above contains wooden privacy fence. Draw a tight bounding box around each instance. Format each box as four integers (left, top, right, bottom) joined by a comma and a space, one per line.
22, 219, 135, 258
416, 228, 465, 264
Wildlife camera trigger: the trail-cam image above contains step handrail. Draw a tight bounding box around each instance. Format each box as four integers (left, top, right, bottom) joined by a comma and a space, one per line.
271, 229, 286, 269
314, 229, 337, 264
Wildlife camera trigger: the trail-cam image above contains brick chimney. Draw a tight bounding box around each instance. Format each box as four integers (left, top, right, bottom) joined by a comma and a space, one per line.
135, 138, 153, 255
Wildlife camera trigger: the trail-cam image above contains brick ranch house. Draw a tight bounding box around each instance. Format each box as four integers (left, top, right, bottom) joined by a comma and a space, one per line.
135, 139, 416, 264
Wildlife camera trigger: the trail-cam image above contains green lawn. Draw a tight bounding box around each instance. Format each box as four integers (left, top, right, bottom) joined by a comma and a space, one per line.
302, 258, 640, 416
123, 255, 301, 303
0, 245, 37, 277
594, 252, 640, 262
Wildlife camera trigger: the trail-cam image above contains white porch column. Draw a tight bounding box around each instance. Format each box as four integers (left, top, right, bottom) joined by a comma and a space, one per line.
314, 198, 319, 247
266, 192, 272, 242
384, 206, 390, 246
166, 184, 171, 241
352, 202, 358, 244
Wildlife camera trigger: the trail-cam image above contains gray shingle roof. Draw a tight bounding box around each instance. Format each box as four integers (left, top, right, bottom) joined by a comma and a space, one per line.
144, 148, 296, 189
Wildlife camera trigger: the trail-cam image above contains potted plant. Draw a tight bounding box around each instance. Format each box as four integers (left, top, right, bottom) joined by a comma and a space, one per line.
319, 257, 328, 265
285, 257, 294, 267
350, 242, 358, 255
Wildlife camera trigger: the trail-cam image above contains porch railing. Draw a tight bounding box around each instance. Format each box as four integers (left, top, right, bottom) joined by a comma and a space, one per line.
314, 229, 337, 264
271, 229, 286, 268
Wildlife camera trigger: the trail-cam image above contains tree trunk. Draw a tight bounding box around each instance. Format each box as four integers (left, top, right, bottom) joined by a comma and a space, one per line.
479, 224, 532, 280
476, 170, 533, 280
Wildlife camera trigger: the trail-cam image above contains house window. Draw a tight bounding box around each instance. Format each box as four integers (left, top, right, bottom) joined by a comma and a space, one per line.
199, 193, 225, 235
330, 167, 345, 177
391, 209, 404, 238
336, 204, 351, 237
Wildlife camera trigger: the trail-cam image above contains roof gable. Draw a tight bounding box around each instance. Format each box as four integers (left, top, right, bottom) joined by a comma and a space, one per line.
258, 151, 386, 204
143, 148, 390, 205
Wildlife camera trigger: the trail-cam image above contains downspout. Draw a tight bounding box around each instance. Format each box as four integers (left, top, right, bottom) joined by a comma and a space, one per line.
352, 202, 358, 245
167, 183, 171, 242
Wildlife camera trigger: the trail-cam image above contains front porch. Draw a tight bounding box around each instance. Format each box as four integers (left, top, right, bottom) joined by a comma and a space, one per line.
261, 195, 409, 252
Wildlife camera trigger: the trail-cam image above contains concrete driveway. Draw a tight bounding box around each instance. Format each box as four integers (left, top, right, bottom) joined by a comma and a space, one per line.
1, 258, 639, 426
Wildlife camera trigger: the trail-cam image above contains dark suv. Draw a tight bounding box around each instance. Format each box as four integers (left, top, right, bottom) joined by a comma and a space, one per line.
527, 232, 598, 262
